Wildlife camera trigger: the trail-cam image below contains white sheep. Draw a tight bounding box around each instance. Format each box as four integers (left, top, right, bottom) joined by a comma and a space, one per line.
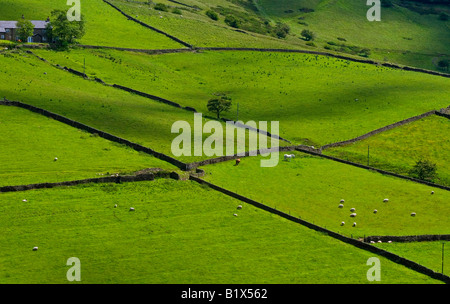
341, 221, 345, 226
129, 207, 135, 211
338, 204, 344, 208
32, 247, 38, 251
237, 205, 242, 210
284, 154, 295, 161
233, 213, 238, 217
350, 213, 357, 217
383, 198, 389, 202
378, 240, 382, 243
370, 241, 375, 244
411, 212, 416, 217
350, 208, 356, 212
431, 191, 434, 195
114, 204, 117, 208
373, 209, 378, 214
340, 199, 345, 203
22, 199, 27, 202
352, 222, 357, 227
54, 157, 58, 161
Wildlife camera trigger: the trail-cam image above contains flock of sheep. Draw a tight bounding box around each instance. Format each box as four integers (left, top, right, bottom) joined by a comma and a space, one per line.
337, 194, 426, 231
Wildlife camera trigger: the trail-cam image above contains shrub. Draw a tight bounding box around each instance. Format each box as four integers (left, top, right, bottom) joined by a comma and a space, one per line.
206, 10, 219, 21
172, 8, 182, 15
437, 59, 449, 71
274, 22, 290, 38
225, 15, 240, 28
301, 29, 315, 41
410, 159, 437, 181
154, 3, 168, 12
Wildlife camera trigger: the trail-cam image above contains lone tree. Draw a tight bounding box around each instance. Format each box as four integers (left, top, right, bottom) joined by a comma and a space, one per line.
301, 29, 315, 41
207, 94, 232, 119
46, 9, 85, 49
16, 19, 35, 43
410, 159, 437, 182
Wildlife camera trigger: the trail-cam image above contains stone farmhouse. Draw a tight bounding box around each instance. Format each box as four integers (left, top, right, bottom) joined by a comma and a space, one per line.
0, 18, 50, 43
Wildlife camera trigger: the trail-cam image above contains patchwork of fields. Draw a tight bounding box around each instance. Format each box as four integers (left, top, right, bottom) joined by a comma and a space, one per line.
0, 0, 448, 285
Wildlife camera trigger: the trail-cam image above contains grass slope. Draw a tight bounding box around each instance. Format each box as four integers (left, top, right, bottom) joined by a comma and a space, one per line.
0, 50, 272, 162
0, 0, 184, 49
0, 105, 177, 187
0, 179, 441, 283
324, 115, 450, 187
256, 0, 450, 71
201, 152, 450, 238
33, 48, 450, 147
376, 241, 450, 276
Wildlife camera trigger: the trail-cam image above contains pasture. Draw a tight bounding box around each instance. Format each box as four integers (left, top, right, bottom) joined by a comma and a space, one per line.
0, 105, 177, 187
200, 152, 450, 238
324, 114, 450, 187
32, 48, 450, 147
0, 179, 441, 283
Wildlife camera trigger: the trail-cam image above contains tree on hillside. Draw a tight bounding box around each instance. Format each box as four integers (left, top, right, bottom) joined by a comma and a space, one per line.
207, 94, 232, 119
46, 9, 85, 49
410, 159, 437, 181
301, 29, 315, 41
16, 19, 35, 43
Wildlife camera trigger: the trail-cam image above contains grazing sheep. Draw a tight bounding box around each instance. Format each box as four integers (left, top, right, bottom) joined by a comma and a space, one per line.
370, 241, 375, 244
129, 207, 135, 211
352, 222, 357, 227
411, 212, 416, 217
233, 213, 238, 217
340, 199, 345, 203
235, 158, 241, 166
350, 213, 357, 217
114, 204, 117, 208
431, 191, 434, 195
388, 241, 392, 243
22, 199, 27, 202
383, 198, 389, 202
378, 240, 382, 243
237, 205, 242, 210
341, 221, 345, 226
54, 157, 58, 161
350, 208, 356, 212
32, 247, 38, 251
338, 204, 344, 208
373, 209, 378, 214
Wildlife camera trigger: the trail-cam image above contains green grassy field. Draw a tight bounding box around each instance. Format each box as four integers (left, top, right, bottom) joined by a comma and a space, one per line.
324, 115, 450, 187
0, 179, 441, 283
376, 241, 450, 276
0, 105, 178, 186
109, 0, 308, 49
0, 49, 276, 163
255, 0, 450, 71
33, 47, 450, 147
0, 0, 184, 49
201, 152, 450, 238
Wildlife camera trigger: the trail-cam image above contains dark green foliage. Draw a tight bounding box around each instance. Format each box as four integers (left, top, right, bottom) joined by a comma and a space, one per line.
301, 29, 315, 41
410, 159, 438, 181
16, 19, 34, 42
207, 94, 232, 119
154, 3, 168, 12
274, 22, 290, 38
206, 10, 219, 21
225, 15, 240, 28
172, 8, 182, 15
437, 58, 449, 70
46, 9, 86, 50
